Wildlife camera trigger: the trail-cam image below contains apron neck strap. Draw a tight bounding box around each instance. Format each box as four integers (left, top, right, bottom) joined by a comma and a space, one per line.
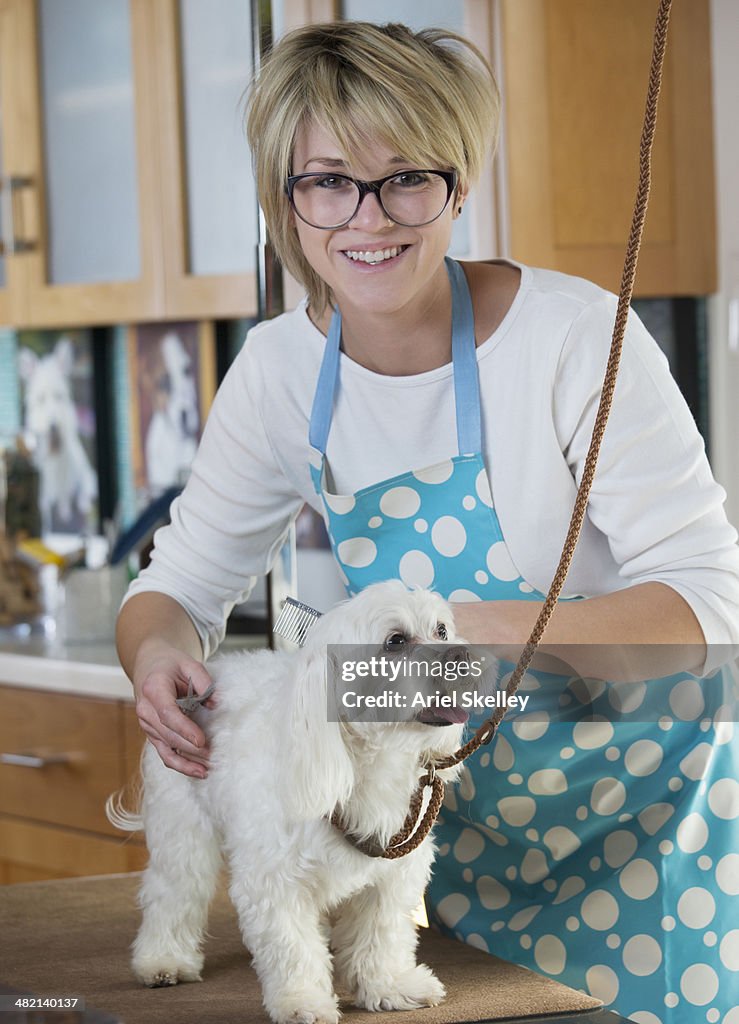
308, 257, 482, 456
446, 257, 482, 456
308, 305, 342, 453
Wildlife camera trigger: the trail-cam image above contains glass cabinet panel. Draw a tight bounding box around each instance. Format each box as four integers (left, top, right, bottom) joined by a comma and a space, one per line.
38, 0, 140, 286
342, 0, 463, 32
178, 0, 257, 277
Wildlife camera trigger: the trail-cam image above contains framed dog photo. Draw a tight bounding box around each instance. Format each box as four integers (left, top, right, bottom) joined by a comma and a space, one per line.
16, 330, 99, 535
127, 322, 217, 502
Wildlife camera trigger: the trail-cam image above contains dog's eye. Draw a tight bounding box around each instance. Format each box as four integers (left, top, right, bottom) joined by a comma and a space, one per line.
436, 623, 448, 641
384, 632, 408, 651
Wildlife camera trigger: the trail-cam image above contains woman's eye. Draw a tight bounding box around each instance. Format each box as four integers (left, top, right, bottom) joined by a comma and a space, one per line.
395, 172, 428, 187
436, 623, 448, 641
384, 632, 408, 650
314, 175, 349, 190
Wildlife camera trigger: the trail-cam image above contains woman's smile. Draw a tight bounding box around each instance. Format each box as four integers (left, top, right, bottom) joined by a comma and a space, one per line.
339, 243, 411, 269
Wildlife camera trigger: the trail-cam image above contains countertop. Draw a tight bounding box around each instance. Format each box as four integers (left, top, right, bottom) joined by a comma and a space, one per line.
0, 623, 268, 701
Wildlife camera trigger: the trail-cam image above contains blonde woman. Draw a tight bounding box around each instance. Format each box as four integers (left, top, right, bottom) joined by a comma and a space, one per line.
118, 21, 739, 1021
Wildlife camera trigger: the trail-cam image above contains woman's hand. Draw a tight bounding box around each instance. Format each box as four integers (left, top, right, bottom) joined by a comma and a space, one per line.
117, 592, 216, 779
132, 640, 214, 779
451, 582, 707, 682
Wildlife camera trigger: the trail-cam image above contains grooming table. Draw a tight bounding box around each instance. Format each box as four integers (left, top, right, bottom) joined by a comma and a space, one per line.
0, 874, 631, 1024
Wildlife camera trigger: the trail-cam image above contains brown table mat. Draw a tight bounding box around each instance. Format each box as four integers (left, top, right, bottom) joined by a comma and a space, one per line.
0, 873, 601, 1024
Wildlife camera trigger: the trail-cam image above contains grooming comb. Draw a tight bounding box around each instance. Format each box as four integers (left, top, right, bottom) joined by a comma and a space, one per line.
273, 596, 322, 647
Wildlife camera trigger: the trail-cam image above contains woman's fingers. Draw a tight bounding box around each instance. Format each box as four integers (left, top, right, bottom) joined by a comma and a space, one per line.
158, 701, 208, 751
136, 693, 211, 774
179, 661, 217, 707
151, 712, 210, 765
138, 712, 210, 776
132, 649, 216, 777
148, 735, 209, 779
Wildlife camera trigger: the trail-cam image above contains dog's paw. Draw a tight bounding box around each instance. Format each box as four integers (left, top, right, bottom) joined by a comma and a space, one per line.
356, 963, 445, 1011
284, 1014, 339, 1024
133, 955, 203, 988
268, 990, 340, 1024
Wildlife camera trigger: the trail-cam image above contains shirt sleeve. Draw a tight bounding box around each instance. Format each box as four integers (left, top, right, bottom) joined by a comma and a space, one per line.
552, 294, 739, 674
123, 334, 305, 659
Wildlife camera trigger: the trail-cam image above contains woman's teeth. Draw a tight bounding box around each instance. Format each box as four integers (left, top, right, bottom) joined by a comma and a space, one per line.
344, 246, 405, 264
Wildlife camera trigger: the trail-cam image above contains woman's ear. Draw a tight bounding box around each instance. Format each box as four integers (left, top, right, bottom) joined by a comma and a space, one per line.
283, 647, 355, 821
454, 189, 468, 218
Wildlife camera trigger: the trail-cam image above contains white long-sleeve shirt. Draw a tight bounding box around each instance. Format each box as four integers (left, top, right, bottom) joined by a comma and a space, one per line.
126, 261, 739, 671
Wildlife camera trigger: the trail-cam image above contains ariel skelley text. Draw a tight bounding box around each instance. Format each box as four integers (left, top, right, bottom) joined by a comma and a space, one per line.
341, 690, 531, 712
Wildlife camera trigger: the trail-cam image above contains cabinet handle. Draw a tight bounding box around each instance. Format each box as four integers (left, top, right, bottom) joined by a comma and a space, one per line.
0, 751, 74, 768
0, 174, 37, 254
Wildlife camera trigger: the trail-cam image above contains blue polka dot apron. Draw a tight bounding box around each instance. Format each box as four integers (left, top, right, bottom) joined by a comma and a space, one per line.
308, 257, 739, 1023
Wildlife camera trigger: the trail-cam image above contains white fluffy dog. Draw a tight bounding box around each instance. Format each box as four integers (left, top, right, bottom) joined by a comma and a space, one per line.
110, 582, 473, 1024
18, 338, 97, 533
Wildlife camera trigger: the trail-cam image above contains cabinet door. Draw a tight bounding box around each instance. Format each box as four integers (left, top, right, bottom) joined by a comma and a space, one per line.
0, 0, 29, 324
0, 817, 147, 883
1, 0, 163, 327
499, 0, 717, 296
153, 0, 259, 319
0, 687, 126, 834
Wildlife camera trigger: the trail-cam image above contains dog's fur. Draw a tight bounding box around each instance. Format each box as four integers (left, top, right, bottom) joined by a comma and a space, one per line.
18, 338, 97, 533
109, 582, 472, 1024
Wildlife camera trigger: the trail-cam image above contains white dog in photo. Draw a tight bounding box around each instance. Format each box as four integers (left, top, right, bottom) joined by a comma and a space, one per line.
18, 338, 97, 533
109, 582, 476, 1024
144, 332, 199, 493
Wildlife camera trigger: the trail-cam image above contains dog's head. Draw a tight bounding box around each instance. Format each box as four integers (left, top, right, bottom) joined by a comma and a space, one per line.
307, 580, 457, 648
159, 332, 198, 436
286, 581, 485, 820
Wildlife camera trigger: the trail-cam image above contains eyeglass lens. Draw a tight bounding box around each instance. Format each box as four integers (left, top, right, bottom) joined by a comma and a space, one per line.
291, 172, 450, 228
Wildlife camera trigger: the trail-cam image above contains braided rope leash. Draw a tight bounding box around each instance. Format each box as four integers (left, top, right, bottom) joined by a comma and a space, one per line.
330, 768, 445, 860
333, 0, 674, 860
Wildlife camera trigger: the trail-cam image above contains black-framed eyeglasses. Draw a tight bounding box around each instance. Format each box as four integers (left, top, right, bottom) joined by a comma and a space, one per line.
285, 169, 458, 229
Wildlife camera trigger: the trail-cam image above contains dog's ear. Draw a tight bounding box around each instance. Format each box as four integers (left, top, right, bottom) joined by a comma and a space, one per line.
284, 647, 355, 821
17, 347, 38, 382
54, 337, 74, 376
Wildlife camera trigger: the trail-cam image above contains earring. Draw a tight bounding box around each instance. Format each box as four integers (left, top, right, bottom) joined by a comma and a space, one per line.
457, 205, 463, 215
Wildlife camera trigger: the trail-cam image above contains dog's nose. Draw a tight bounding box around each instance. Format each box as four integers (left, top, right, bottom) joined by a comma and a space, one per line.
442, 645, 469, 666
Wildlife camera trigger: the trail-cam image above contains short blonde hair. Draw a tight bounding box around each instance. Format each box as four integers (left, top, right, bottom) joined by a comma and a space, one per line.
245, 21, 500, 315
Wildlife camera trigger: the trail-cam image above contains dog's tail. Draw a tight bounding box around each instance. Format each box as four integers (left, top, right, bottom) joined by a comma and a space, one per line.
105, 784, 143, 832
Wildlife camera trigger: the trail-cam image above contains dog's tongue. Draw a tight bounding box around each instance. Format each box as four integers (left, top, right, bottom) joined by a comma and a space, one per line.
434, 705, 469, 725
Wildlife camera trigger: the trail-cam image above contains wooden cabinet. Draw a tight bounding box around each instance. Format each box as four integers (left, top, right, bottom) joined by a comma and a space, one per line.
0, 684, 147, 884
0, 0, 258, 329
497, 0, 717, 296
0, 0, 718, 325
0, 0, 163, 327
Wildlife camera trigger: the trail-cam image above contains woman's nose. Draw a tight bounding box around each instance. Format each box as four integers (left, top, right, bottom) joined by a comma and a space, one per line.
350, 190, 394, 230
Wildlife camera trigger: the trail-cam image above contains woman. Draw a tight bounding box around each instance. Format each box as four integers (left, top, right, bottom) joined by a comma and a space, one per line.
117, 21, 739, 1022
